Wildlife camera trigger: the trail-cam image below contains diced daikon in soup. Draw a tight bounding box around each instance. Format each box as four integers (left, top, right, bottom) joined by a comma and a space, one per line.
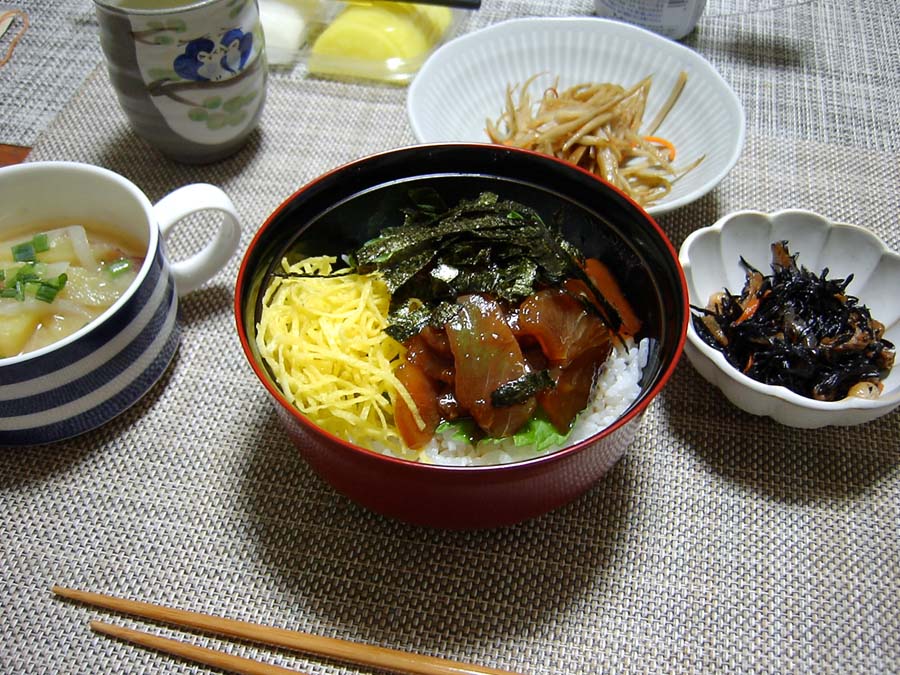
0, 222, 145, 358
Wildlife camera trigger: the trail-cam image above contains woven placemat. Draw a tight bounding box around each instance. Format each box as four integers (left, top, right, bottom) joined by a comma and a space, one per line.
0, 0, 102, 147
3, 1, 899, 673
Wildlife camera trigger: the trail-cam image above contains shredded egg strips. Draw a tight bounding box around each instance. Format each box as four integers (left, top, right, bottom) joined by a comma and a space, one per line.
256, 255, 424, 460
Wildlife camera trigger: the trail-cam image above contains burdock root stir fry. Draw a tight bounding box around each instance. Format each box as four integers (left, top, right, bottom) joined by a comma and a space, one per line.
693, 241, 895, 402
485, 72, 705, 208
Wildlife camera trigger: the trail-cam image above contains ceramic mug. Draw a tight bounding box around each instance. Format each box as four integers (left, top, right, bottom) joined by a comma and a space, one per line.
0, 161, 241, 446
93, 0, 267, 164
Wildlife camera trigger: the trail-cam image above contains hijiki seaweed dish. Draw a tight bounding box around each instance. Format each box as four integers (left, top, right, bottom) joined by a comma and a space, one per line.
255, 190, 648, 466
692, 241, 895, 402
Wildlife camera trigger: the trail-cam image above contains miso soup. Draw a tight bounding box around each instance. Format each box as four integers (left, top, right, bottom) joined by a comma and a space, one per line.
0, 222, 145, 358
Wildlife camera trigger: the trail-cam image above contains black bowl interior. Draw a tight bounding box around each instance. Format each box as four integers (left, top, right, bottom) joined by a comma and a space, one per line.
239, 144, 687, 408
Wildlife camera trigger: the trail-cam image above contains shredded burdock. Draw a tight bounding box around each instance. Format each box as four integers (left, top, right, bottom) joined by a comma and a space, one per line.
485, 71, 704, 208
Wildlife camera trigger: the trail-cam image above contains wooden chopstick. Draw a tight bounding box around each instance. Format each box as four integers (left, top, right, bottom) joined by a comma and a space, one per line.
91, 620, 303, 675
54, 586, 525, 675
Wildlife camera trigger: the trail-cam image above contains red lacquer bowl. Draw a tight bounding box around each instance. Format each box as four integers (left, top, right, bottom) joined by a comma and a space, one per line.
235, 144, 688, 528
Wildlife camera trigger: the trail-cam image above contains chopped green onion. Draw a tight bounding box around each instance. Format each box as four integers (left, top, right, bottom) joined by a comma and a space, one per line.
45, 273, 67, 289
32, 233, 50, 253
35, 283, 61, 303
107, 257, 132, 277
34, 274, 67, 304
11, 234, 51, 261
3, 281, 25, 301
11, 241, 36, 262
0, 270, 66, 303
15, 263, 40, 283
15, 262, 39, 282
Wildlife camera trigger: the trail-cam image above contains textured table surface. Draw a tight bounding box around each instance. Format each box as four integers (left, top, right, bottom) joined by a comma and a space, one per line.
2, 1, 899, 673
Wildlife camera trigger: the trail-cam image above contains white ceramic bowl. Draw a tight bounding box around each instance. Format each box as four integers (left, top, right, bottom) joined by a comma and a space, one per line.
680, 209, 900, 428
407, 17, 745, 215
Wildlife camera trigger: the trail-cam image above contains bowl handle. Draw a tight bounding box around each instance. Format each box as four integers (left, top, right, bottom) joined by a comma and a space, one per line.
152, 184, 241, 296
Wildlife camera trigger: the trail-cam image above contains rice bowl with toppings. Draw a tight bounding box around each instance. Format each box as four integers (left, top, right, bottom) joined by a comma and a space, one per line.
255, 189, 650, 467
235, 144, 689, 528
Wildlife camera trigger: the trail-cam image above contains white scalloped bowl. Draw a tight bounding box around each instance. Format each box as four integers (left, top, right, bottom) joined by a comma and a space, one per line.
407, 17, 745, 215
680, 210, 900, 428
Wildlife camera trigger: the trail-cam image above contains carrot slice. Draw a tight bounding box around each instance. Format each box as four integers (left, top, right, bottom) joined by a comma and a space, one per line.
733, 295, 760, 325
644, 135, 676, 162
579, 258, 643, 337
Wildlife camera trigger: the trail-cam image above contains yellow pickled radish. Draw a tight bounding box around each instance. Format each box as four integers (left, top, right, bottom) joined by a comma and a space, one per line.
411, 5, 453, 40
313, 6, 426, 60
309, 2, 452, 79
356, 2, 452, 42
311, 17, 412, 63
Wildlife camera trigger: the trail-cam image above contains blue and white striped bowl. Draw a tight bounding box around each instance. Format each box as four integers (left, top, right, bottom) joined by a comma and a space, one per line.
0, 162, 240, 446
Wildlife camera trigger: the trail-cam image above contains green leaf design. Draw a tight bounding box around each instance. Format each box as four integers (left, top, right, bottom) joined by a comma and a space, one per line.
202, 96, 222, 110
153, 35, 173, 45
188, 108, 209, 121
226, 110, 248, 126
222, 96, 244, 113
207, 113, 227, 130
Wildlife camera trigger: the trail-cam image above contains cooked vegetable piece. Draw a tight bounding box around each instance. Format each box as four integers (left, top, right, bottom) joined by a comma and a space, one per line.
107, 257, 132, 277
485, 72, 705, 207
12, 241, 35, 262
0, 312, 40, 358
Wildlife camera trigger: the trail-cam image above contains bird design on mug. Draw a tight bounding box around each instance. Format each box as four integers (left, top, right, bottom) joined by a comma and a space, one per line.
173, 29, 253, 82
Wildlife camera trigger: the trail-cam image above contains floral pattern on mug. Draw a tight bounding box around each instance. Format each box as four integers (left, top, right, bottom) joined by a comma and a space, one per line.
173, 29, 252, 82
122, 0, 265, 145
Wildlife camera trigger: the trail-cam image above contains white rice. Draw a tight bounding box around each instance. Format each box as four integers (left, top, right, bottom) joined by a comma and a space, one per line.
381, 337, 650, 467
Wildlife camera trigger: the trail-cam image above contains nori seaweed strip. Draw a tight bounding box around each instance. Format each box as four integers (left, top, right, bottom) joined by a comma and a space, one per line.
491, 370, 555, 407
352, 190, 625, 335
386, 301, 463, 343
384, 304, 433, 343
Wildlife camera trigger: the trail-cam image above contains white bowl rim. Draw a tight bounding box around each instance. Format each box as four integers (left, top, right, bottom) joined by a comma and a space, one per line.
407, 16, 747, 216
680, 207, 900, 412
